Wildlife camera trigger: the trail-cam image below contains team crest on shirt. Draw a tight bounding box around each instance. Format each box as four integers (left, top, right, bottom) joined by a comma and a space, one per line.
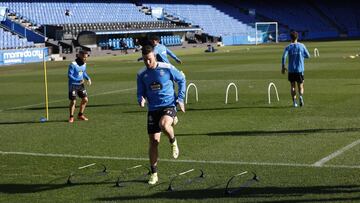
144, 74, 148, 78
148, 115, 153, 121
159, 69, 165, 76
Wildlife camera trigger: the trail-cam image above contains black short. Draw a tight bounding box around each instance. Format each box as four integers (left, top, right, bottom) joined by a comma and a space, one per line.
147, 107, 177, 134
288, 72, 304, 83
68, 84, 87, 100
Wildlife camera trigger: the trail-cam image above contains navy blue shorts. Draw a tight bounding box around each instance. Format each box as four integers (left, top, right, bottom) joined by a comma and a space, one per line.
147, 107, 176, 134
288, 72, 304, 83
68, 84, 87, 100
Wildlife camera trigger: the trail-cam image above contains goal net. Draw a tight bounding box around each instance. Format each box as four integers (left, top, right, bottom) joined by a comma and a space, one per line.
255, 22, 278, 45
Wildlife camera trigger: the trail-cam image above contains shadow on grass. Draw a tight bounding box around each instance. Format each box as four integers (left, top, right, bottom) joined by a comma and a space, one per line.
0, 181, 113, 194
0, 119, 67, 125
95, 185, 360, 202
22, 103, 130, 111
0, 176, 151, 194
177, 128, 360, 137
345, 83, 360, 86
186, 106, 292, 111
122, 105, 291, 114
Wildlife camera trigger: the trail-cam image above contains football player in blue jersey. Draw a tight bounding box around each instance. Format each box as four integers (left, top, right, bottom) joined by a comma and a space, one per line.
137, 45, 186, 185
282, 31, 310, 107
149, 35, 182, 64
137, 35, 182, 64
68, 50, 92, 123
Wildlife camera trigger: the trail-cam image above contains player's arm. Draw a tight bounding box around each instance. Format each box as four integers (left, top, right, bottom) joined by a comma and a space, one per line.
281, 47, 288, 74
68, 64, 82, 83
137, 74, 146, 107
166, 48, 182, 64
303, 45, 310, 59
170, 67, 186, 112
83, 69, 91, 86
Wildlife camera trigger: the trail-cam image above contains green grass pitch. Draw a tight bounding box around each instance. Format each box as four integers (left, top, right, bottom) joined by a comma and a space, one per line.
0, 40, 360, 202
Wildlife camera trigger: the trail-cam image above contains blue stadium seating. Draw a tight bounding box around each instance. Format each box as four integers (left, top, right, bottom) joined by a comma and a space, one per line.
0, 1, 156, 25
143, 1, 257, 37
102, 37, 134, 50
142, 0, 360, 39
313, 0, 360, 36
237, 0, 341, 39
0, 27, 35, 49
1, 0, 359, 47
161, 35, 182, 46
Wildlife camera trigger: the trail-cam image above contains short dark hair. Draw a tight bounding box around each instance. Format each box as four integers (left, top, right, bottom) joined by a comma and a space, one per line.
149, 35, 160, 41
290, 31, 298, 41
142, 45, 154, 55
79, 50, 89, 55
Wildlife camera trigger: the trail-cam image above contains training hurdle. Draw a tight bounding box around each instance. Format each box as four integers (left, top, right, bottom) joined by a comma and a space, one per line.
268, 82, 279, 104
314, 48, 320, 57
225, 83, 238, 104
185, 83, 198, 104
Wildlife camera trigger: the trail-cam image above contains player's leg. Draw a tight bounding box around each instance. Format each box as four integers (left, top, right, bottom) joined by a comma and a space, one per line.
172, 115, 178, 126
77, 85, 89, 120
290, 82, 297, 107
69, 100, 76, 123
68, 85, 77, 123
298, 82, 304, 107
148, 132, 160, 184
159, 108, 179, 159
288, 73, 297, 107
78, 97, 89, 120
297, 73, 304, 107
160, 115, 175, 140
147, 111, 161, 185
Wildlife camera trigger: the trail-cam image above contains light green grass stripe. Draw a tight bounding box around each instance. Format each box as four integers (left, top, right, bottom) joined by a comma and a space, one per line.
313, 139, 360, 167
1, 151, 360, 169
0, 87, 135, 112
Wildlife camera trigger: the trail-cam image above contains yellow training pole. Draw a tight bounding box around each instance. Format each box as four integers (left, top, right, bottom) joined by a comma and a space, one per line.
43, 49, 49, 121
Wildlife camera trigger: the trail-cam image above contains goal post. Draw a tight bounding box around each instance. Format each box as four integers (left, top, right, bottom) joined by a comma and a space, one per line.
255, 22, 278, 45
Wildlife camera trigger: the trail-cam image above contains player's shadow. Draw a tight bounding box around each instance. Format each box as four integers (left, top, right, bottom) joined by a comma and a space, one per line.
177, 128, 360, 137
95, 185, 360, 202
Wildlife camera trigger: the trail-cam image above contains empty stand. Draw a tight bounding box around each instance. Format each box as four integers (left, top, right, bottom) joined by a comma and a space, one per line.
0, 27, 35, 49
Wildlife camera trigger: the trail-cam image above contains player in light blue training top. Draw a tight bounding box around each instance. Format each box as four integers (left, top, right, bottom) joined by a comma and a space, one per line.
137, 45, 186, 185
150, 35, 183, 125
138, 35, 182, 64
150, 35, 182, 64
68, 50, 92, 123
282, 31, 310, 107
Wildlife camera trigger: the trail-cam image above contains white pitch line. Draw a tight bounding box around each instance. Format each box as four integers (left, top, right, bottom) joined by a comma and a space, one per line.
1, 150, 360, 169
78, 163, 96, 170
178, 169, 194, 176
0, 87, 135, 112
313, 139, 360, 167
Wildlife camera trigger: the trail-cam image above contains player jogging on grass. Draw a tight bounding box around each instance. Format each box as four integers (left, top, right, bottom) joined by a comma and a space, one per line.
68, 50, 92, 123
281, 31, 310, 107
137, 45, 186, 185
139, 35, 183, 125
